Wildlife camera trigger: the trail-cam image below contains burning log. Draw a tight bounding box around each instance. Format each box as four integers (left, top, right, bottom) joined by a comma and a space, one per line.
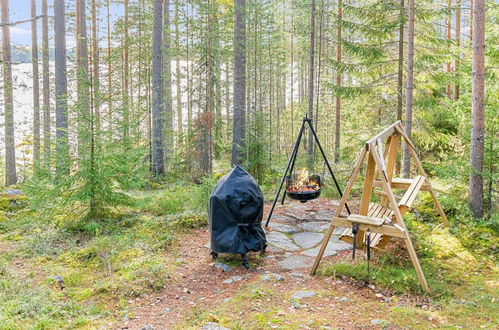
286, 169, 322, 202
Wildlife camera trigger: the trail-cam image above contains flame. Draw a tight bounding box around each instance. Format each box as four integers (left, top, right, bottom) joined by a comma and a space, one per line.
287, 168, 320, 192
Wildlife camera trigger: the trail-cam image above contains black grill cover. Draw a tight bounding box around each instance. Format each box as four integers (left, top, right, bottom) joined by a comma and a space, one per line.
209, 166, 267, 254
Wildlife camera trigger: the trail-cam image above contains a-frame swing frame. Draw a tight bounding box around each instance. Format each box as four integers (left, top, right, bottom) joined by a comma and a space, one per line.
310, 121, 449, 292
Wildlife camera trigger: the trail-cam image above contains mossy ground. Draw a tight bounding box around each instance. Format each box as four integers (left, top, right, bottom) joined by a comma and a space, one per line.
0, 182, 497, 329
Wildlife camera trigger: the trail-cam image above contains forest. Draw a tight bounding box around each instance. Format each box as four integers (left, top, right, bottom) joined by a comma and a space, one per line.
0, 0, 497, 328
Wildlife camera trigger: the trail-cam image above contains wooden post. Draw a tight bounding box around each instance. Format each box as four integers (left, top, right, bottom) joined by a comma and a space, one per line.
310, 147, 367, 275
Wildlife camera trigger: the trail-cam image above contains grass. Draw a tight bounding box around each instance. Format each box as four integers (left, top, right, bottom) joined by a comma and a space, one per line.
0, 177, 497, 328
0, 182, 212, 328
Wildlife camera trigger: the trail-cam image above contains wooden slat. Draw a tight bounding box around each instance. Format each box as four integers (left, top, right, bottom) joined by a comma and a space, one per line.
366, 121, 401, 144
399, 175, 425, 215
373, 178, 430, 190
346, 214, 385, 226
332, 217, 405, 239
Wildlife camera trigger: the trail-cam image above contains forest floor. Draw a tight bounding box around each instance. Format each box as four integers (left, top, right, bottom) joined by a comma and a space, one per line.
118, 199, 498, 330
0, 190, 497, 329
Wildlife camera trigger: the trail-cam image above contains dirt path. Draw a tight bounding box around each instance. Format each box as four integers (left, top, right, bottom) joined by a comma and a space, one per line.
118, 199, 419, 329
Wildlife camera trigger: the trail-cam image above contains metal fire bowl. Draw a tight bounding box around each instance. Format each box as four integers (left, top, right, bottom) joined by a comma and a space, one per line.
286, 174, 322, 203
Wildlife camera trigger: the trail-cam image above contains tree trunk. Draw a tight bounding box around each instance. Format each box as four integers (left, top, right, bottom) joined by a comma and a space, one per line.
30, 0, 41, 168
41, 0, 51, 170
446, 0, 452, 98
403, 0, 415, 177
231, 0, 246, 166
307, 0, 315, 164
290, 0, 294, 142
397, 0, 404, 121
175, 0, 182, 136
91, 0, 100, 132
163, 0, 173, 164
123, 0, 129, 144
396, 0, 404, 175
1, 0, 16, 185
54, 0, 69, 179
201, 0, 215, 175
334, 0, 342, 163
107, 0, 112, 132
76, 0, 90, 163
151, 0, 165, 176
469, 0, 485, 218
454, 0, 461, 100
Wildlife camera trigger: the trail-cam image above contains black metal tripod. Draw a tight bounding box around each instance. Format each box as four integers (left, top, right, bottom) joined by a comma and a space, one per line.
265, 117, 350, 227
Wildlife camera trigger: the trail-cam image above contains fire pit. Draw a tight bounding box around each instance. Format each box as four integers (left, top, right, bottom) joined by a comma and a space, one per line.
286, 169, 322, 203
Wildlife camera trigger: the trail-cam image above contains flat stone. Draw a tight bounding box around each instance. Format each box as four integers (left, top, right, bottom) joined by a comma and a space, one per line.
339, 297, 349, 302
293, 232, 324, 249
269, 214, 295, 223
279, 255, 313, 270
291, 290, 317, 299
270, 222, 301, 234
222, 279, 233, 284
298, 222, 329, 232
230, 276, 242, 282
371, 319, 386, 325
201, 322, 231, 330
290, 272, 305, 278
301, 245, 337, 258
314, 210, 335, 221
267, 232, 300, 252
262, 273, 284, 281
333, 227, 346, 235
213, 262, 232, 272
142, 325, 154, 330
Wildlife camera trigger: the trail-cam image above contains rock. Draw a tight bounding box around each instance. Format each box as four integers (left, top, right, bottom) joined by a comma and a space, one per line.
314, 210, 335, 221
293, 232, 324, 249
371, 319, 385, 325
230, 276, 242, 282
204, 242, 211, 249
262, 273, 284, 281
213, 262, 232, 272
270, 222, 301, 234
2, 189, 22, 196
301, 245, 338, 258
291, 290, 317, 299
163, 307, 171, 313
279, 255, 313, 270
339, 297, 349, 302
266, 232, 300, 251
290, 272, 305, 278
223, 298, 231, 303
142, 325, 154, 330
292, 301, 302, 308
222, 279, 233, 284
297, 222, 329, 232
201, 322, 231, 330
269, 214, 295, 223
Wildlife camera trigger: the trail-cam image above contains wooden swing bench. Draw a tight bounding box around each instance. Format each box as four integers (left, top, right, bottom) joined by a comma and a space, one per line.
310, 121, 449, 292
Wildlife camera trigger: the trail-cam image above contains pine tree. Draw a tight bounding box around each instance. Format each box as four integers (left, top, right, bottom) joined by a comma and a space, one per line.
1, 0, 16, 186
54, 0, 70, 179
151, 0, 165, 176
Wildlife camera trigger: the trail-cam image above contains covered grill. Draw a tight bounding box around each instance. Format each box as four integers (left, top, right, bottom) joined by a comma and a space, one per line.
209, 166, 267, 268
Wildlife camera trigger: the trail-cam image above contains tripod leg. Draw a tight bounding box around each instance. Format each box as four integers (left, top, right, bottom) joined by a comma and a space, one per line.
265, 119, 307, 227
307, 120, 351, 215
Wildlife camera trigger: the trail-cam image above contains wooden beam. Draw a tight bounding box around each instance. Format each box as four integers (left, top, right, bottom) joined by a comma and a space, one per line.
331, 217, 406, 238
310, 147, 367, 275
370, 142, 429, 292
366, 120, 401, 144
373, 178, 430, 191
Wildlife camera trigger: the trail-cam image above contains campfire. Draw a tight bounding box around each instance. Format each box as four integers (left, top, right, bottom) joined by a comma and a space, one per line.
286, 168, 322, 202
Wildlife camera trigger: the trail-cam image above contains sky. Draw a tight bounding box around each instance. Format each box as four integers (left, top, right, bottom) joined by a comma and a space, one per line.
5, 0, 123, 47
